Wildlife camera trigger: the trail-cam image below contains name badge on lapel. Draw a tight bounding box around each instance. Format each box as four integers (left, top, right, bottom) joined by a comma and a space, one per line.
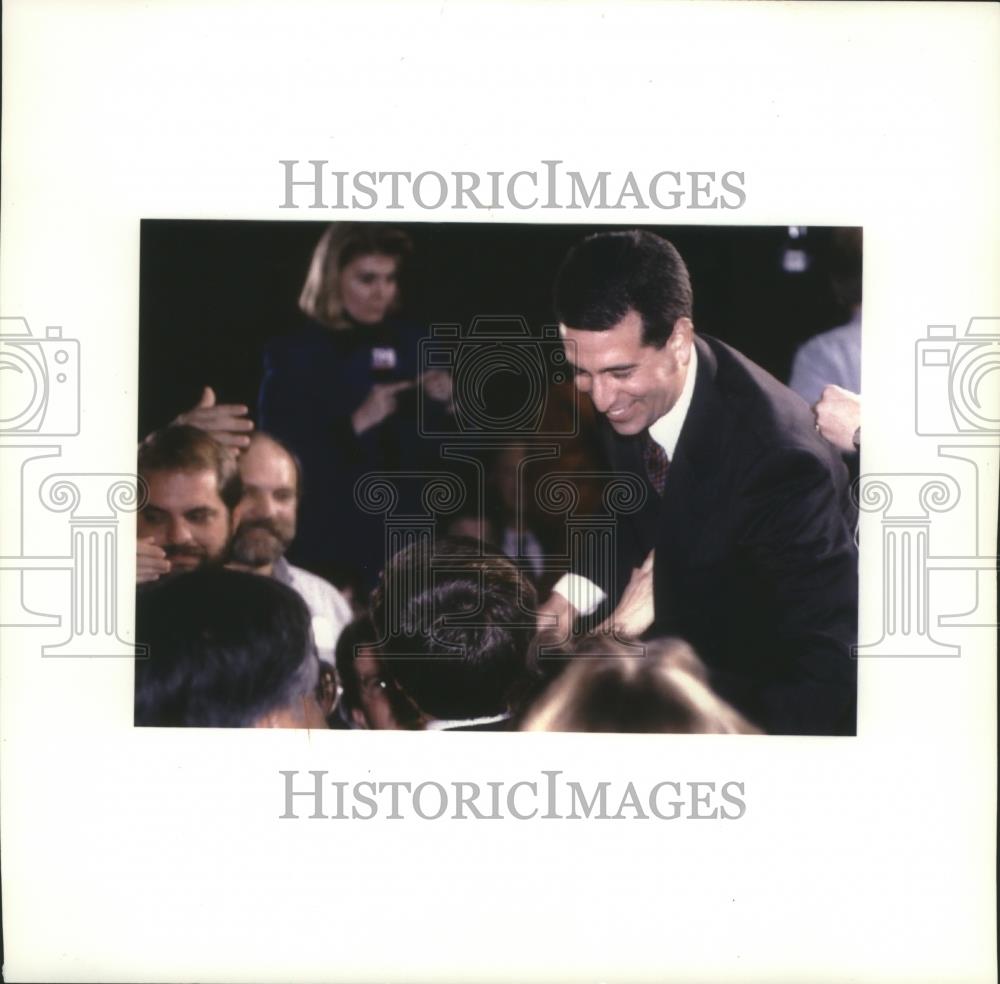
371, 347, 398, 372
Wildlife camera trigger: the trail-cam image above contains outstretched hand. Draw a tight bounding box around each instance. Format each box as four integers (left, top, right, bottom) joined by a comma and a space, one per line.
350, 380, 417, 435
174, 386, 254, 450
603, 549, 656, 639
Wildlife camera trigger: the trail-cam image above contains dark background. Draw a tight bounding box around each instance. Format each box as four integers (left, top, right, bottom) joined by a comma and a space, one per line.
139, 221, 860, 437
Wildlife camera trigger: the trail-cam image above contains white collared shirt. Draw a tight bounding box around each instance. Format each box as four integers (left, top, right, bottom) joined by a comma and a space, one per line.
647, 342, 698, 458
552, 344, 698, 615
423, 712, 511, 731
272, 556, 354, 661
788, 311, 861, 407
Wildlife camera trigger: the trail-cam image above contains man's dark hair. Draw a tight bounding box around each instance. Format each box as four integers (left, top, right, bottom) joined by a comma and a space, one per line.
553, 229, 694, 348
135, 568, 318, 728
370, 536, 537, 721
138, 424, 243, 511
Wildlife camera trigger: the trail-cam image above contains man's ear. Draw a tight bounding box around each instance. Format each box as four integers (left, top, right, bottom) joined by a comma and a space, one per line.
669, 317, 695, 362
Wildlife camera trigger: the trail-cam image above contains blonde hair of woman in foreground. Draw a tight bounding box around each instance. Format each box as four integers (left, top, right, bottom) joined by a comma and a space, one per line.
520, 633, 761, 735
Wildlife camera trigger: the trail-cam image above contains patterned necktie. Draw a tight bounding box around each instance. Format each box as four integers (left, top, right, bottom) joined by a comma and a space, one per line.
642, 432, 670, 495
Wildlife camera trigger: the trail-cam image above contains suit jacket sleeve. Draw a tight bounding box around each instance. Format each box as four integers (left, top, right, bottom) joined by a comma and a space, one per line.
704, 444, 858, 735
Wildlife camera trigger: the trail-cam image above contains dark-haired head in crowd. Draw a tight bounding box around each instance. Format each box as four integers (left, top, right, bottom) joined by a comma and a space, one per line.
370, 536, 537, 730
521, 633, 760, 734
333, 616, 420, 730
136, 424, 242, 584
135, 567, 327, 729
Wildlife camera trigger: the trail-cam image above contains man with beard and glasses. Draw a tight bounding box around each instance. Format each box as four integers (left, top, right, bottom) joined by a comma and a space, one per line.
136, 424, 242, 584
228, 432, 352, 664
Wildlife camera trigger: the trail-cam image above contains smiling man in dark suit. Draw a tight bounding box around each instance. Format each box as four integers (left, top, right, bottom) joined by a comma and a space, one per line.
543, 230, 858, 736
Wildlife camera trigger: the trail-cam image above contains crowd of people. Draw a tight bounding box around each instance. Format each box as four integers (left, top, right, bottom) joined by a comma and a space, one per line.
134, 224, 861, 735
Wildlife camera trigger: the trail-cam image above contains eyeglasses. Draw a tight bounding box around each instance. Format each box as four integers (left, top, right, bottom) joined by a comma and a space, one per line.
359, 675, 389, 697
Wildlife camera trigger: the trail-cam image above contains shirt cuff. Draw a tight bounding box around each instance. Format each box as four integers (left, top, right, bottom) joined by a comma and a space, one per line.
551, 573, 606, 617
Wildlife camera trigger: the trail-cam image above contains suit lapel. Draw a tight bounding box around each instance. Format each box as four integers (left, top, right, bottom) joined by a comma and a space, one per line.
662, 336, 731, 529
594, 336, 736, 605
